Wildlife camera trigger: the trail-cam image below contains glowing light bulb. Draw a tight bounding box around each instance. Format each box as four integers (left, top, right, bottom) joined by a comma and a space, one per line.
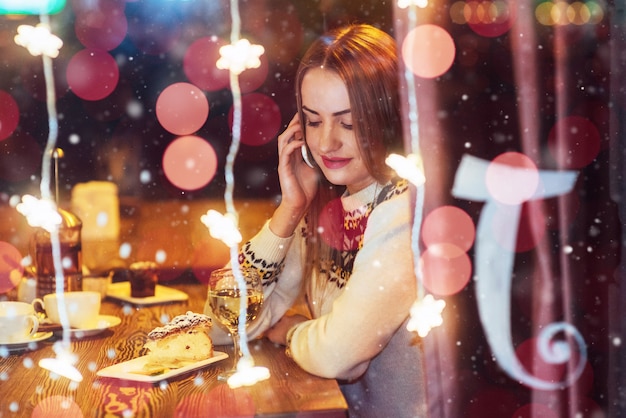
226, 356, 270, 389
15, 195, 62, 232
406, 294, 446, 337
200, 209, 242, 247
14, 24, 63, 58
398, 0, 428, 8
386, 153, 425, 187
216, 38, 265, 75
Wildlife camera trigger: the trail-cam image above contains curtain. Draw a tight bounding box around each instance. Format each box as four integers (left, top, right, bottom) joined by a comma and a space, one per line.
394, 1, 625, 416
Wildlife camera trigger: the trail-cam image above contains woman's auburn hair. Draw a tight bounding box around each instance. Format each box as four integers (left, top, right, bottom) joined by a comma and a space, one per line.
294, 24, 404, 284
295, 23, 404, 185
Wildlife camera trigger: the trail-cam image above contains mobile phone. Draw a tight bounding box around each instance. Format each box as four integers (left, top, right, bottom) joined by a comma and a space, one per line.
301, 144, 316, 168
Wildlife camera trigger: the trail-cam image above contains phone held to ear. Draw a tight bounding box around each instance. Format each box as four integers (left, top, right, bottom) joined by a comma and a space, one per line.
301, 145, 316, 168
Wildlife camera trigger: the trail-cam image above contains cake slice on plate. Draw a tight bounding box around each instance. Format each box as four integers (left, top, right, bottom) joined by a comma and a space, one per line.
141, 311, 213, 374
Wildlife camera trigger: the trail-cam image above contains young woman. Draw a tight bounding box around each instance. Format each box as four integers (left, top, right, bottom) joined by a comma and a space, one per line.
205, 24, 426, 417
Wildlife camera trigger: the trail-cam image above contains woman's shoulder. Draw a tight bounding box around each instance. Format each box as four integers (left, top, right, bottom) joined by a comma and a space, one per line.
375, 178, 410, 206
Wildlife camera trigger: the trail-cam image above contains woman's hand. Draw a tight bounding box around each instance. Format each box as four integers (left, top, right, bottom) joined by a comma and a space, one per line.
265, 314, 308, 346
269, 114, 319, 237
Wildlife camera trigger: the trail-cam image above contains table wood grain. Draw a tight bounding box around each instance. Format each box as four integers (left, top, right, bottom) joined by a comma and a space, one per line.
0, 283, 347, 417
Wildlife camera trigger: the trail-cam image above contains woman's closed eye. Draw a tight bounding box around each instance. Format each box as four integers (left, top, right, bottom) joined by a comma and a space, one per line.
305, 119, 322, 128
304, 118, 353, 130
340, 122, 353, 130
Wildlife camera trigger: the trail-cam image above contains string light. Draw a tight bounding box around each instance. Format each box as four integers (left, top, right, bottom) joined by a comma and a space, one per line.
385, 154, 446, 338
202, 0, 270, 388
200, 209, 242, 247
406, 294, 446, 337
226, 356, 271, 388
15, 195, 62, 232
14, 15, 81, 382
385, 153, 426, 187
398, 0, 428, 9
39, 342, 83, 383
14, 24, 63, 58
216, 38, 265, 75
389, 0, 446, 338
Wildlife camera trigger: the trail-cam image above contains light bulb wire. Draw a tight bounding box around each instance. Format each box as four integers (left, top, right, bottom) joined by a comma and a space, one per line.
224, 0, 252, 361
404, 5, 426, 301
37, 13, 79, 380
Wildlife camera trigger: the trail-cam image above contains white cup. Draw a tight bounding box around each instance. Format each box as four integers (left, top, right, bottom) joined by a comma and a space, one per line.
32, 291, 101, 329
0, 301, 40, 343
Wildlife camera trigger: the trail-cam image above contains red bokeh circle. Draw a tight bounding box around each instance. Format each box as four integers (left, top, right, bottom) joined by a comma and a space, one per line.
162, 135, 218, 191
66, 49, 120, 101
0, 91, 19, 141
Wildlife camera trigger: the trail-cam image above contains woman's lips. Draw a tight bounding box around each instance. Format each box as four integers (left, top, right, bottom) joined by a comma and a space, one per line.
322, 157, 351, 169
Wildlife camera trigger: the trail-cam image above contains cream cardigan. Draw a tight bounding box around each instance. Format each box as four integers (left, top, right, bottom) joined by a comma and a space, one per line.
204, 180, 427, 417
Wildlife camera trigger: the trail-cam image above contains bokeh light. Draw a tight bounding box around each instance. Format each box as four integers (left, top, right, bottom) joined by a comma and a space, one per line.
73, 0, 128, 51
401, 24, 455, 79
466, 0, 516, 37
71, 0, 125, 15
486, 152, 539, 205
162, 135, 218, 191
156, 82, 209, 136
420, 205, 475, 296
548, 115, 601, 169
31, 396, 83, 418
318, 198, 344, 251
66, 48, 120, 101
0, 241, 23, 294
449, 0, 604, 27
535, 0, 604, 26
515, 337, 568, 383
421, 248, 472, 296
0, 90, 19, 141
422, 205, 475, 256
183, 37, 230, 92
228, 93, 281, 146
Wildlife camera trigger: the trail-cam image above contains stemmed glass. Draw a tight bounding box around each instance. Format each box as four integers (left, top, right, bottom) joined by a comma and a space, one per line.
208, 267, 264, 381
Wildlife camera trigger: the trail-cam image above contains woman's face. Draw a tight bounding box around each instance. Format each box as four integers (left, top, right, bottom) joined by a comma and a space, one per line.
301, 67, 375, 195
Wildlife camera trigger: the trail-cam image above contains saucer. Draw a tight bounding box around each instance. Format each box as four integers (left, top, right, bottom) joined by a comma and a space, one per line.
0, 332, 54, 353
106, 282, 188, 306
52, 315, 122, 339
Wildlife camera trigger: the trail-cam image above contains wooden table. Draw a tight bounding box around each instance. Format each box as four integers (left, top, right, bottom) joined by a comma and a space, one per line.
0, 283, 347, 417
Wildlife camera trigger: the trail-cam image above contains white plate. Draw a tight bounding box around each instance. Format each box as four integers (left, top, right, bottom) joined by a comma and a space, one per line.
0, 332, 53, 352
53, 315, 122, 338
106, 282, 189, 306
96, 351, 228, 382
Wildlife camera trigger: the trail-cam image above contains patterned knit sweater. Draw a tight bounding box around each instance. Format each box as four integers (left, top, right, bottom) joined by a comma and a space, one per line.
204, 179, 427, 417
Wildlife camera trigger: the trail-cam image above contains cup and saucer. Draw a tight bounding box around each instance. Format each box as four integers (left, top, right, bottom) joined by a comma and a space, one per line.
33, 291, 121, 339
0, 301, 53, 353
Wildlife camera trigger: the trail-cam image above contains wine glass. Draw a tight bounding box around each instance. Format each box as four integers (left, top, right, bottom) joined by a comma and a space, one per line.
208, 267, 264, 381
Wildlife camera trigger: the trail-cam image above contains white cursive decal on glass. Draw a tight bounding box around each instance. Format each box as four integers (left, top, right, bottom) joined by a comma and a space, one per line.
452, 154, 587, 390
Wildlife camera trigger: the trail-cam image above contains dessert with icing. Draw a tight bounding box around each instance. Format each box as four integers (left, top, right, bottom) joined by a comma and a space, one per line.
141, 311, 213, 374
